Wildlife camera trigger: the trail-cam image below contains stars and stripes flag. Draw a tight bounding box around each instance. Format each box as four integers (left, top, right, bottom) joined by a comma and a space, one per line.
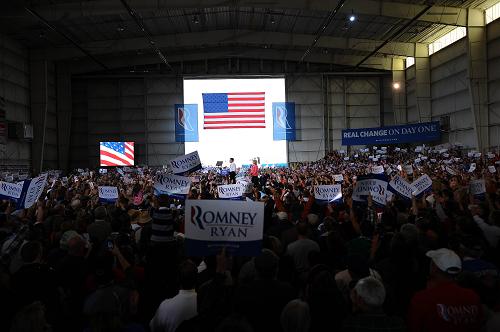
100, 142, 134, 166
202, 92, 265, 129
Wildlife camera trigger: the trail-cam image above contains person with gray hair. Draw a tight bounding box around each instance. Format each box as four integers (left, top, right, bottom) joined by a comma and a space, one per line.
281, 299, 310, 332
342, 276, 406, 332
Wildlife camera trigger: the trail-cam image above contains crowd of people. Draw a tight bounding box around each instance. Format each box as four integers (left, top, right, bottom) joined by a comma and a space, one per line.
1, 143, 500, 332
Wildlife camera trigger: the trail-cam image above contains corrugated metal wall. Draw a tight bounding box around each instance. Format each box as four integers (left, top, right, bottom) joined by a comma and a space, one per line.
286, 75, 325, 162
488, 19, 500, 149
328, 76, 387, 151
71, 77, 183, 168
44, 62, 58, 169
430, 39, 475, 147
70, 74, 388, 166
0, 33, 30, 167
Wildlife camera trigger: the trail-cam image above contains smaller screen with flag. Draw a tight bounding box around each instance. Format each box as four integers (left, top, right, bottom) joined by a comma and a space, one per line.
272, 102, 296, 141
202, 92, 265, 129
100, 142, 134, 166
175, 104, 199, 142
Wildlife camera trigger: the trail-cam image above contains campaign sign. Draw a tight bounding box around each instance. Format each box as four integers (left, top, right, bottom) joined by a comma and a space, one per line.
342, 121, 440, 145
170, 151, 202, 175
99, 168, 108, 174
185, 200, 264, 256
353, 176, 388, 206
412, 174, 433, 197
314, 185, 342, 203
237, 180, 253, 194
334, 174, 344, 182
17, 173, 48, 209
0, 181, 23, 201
218, 184, 244, 200
469, 179, 486, 197
372, 165, 384, 174
175, 104, 199, 142
98, 186, 119, 203
154, 174, 191, 199
389, 175, 415, 200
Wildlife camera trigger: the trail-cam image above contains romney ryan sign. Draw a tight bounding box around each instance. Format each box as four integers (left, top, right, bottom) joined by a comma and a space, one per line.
185, 200, 264, 256
342, 121, 440, 145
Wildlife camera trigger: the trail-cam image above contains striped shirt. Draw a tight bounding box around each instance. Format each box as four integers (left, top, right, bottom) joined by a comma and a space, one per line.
151, 208, 176, 243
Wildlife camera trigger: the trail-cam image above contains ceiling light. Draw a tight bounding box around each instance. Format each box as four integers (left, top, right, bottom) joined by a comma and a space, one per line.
349, 9, 356, 22
116, 26, 125, 32
392, 82, 401, 90
193, 15, 199, 24
270, 16, 276, 24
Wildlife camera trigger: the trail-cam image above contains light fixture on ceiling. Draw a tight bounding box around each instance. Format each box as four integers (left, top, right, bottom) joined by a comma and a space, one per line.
392, 82, 401, 90
270, 15, 276, 24
116, 26, 125, 32
193, 15, 199, 24
348, 10, 356, 22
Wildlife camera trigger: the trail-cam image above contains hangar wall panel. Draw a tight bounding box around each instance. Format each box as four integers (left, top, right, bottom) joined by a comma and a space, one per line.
0, 33, 30, 168
70, 77, 183, 167
327, 76, 385, 151
487, 18, 500, 149
430, 39, 475, 147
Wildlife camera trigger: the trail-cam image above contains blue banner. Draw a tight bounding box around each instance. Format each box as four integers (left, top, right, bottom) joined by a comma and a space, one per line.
175, 104, 199, 142
272, 102, 296, 141
341, 121, 440, 145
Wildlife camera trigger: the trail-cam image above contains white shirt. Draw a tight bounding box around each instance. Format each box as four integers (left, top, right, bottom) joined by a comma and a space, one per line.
473, 215, 500, 248
150, 289, 197, 332
229, 162, 236, 172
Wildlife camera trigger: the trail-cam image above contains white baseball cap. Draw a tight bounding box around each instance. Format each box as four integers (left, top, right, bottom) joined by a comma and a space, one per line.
426, 248, 462, 274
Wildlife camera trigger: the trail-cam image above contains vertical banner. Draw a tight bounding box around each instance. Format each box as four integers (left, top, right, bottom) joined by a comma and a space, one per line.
272, 102, 296, 141
175, 104, 199, 142
185, 200, 264, 256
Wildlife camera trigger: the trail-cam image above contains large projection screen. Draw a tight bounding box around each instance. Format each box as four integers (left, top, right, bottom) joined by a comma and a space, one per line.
184, 77, 287, 167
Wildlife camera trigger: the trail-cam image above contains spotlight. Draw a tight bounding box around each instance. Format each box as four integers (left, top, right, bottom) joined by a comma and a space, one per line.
392, 82, 401, 90
349, 10, 356, 22
116, 26, 125, 32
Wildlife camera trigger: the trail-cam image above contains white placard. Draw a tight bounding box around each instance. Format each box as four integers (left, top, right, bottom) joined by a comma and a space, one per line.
0, 181, 23, 200
446, 166, 457, 175
468, 163, 476, 173
154, 174, 191, 197
170, 151, 202, 174
185, 200, 264, 256
98, 186, 119, 203
314, 185, 342, 202
99, 168, 108, 174
333, 174, 344, 182
217, 184, 244, 199
22, 174, 48, 209
488, 166, 497, 173
372, 165, 384, 174
411, 174, 433, 196
236, 180, 253, 194
469, 179, 486, 196
389, 175, 416, 200
353, 178, 388, 204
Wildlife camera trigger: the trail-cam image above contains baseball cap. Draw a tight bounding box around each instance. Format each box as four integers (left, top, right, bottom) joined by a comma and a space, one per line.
426, 248, 462, 274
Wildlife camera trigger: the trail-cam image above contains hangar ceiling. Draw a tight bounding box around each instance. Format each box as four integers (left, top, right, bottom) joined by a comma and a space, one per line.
1, 0, 497, 73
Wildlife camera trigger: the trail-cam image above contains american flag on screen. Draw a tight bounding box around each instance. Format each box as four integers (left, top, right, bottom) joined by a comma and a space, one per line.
202, 92, 265, 129
100, 142, 134, 166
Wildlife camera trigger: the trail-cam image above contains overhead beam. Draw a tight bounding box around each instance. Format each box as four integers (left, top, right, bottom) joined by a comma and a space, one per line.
27, 0, 469, 26
69, 45, 394, 74
32, 29, 420, 61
